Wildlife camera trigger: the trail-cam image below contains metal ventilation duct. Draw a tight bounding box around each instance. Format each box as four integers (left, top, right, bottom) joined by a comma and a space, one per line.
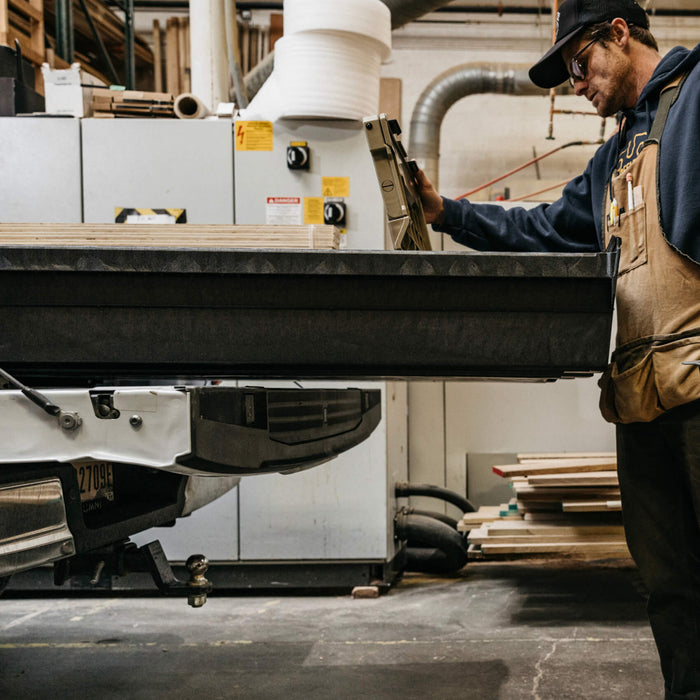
409, 64, 549, 187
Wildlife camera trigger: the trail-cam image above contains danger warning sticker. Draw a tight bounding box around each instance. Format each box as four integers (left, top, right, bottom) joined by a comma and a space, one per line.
266, 196, 302, 225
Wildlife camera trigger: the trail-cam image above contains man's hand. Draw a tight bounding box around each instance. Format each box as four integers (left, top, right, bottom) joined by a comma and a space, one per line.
415, 168, 444, 225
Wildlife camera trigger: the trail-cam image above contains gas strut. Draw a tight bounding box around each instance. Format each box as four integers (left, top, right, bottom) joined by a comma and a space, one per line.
0, 366, 82, 431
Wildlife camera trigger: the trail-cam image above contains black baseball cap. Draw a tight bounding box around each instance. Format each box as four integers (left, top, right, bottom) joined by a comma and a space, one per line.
529, 0, 650, 88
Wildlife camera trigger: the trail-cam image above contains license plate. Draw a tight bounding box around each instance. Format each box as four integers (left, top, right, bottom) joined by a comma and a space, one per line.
72, 462, 115, 503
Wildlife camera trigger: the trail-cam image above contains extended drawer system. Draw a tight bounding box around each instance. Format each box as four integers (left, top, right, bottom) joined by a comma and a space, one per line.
0, 245, 618, 384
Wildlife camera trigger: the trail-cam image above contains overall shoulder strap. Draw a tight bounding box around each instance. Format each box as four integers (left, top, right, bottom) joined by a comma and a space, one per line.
648, 73, 689, 143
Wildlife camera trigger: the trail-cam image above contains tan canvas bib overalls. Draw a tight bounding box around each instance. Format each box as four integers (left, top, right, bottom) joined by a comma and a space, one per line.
600, 75, 700, 423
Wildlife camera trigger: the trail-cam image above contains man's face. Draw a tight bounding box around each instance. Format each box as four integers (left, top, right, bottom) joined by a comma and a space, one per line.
562, 32, 636, 117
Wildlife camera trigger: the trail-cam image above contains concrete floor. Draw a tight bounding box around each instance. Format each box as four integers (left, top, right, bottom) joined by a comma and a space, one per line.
0, 559, 663, 699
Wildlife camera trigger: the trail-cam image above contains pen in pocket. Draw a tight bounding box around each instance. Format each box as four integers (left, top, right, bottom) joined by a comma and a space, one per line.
609, 198, 620, 227
626, 173, 635, 210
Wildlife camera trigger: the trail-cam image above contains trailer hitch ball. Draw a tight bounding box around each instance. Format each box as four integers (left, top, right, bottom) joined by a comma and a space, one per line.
186, 554, 210, 608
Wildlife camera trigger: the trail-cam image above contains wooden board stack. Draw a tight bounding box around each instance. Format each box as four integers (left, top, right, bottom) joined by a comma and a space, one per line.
0, 223, 341, 250
91, 88, 175, 118
459, 453, 631, 560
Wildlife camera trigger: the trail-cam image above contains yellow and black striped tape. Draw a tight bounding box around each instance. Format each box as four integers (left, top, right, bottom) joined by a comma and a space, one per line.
114, 208, 187, 223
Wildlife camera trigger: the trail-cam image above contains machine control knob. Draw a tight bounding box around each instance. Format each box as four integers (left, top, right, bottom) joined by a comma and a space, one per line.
287, 142, 310, 170
323, 201, 347, 226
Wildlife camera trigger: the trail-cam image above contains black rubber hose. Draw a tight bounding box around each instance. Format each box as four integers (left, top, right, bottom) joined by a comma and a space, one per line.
395, 512, 469, 574
404, 507, 459, 530
395, 481, 476, 513
405, 547, 461, 575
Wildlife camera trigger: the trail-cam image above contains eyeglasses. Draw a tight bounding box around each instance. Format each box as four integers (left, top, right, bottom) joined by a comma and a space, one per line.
568, 37, 599, 87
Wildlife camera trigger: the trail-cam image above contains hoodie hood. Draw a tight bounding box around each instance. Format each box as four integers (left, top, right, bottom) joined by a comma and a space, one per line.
638, 44, 700, 106
618, 45, 700, 134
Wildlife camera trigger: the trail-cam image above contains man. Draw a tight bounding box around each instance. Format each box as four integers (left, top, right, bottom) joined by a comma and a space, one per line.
417, 0, 700, 697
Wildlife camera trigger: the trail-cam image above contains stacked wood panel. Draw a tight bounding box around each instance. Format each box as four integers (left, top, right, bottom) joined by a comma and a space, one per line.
91, 87, 174, 118
0, 223, 341, 250
460, 453, 631, 560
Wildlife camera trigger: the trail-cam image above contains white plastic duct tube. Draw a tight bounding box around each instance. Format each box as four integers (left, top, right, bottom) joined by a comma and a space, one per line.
272, 33, 385, 119
174, 92, 211, 119
283, 0, 391, 59
189, 0, 229, 112
241, 0, 391, 121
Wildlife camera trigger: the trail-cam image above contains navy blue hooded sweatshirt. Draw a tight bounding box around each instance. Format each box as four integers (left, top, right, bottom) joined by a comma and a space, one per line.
435, 43, 700, 265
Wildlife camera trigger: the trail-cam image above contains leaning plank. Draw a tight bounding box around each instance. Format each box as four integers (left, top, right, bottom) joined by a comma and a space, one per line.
493, 457, 617, 477
457, 505, 504, 532
522, 511, 620, 522
485, 520, 625, 537
516, 500, 564, 512
469, 529, 625, 546
562, 500, 623, 512
525, 471, 619, 487
517, 452, 616, 462
514, 486, 621, 500
480, 541, 629, 555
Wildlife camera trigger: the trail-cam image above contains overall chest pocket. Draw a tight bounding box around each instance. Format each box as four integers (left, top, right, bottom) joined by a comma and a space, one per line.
617, 202, 647, 275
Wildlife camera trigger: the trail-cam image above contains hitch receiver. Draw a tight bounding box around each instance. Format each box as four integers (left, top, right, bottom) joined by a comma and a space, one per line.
139, 540, 212, 607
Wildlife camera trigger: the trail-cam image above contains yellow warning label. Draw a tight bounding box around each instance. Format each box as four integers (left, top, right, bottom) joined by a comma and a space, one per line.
235, 121, 274, 151
304, 197, 324, 224
322, 177, 350, 198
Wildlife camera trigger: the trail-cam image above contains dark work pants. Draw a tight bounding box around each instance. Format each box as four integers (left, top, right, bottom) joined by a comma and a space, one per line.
617, 399, 700, 700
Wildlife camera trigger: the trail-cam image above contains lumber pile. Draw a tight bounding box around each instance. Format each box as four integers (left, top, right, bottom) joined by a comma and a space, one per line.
158, 16, 189, 96
43, 0, 154, 89
459, 453, 630, 560
91, 87, 175, 118
151, 12, 281, 96
0, 223, 341, 250
0, 0, 45, 67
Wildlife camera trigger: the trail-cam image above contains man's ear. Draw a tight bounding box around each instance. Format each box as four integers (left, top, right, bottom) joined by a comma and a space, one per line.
610, 17, 631, 48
